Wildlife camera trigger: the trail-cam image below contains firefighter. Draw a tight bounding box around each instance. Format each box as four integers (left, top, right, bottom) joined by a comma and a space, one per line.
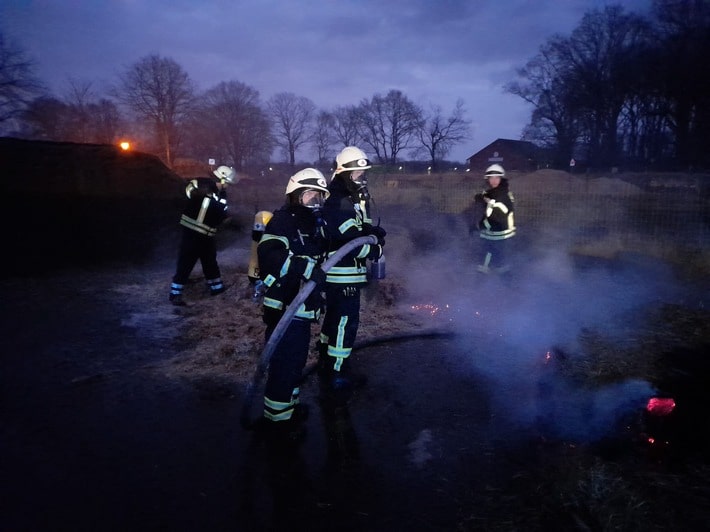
256, 168, 330, 440
472, 163, 516, 273
169, 165, 237, 306
318, 146, 386, 403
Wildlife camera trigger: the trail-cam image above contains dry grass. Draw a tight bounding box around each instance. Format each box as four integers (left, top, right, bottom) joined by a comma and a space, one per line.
138, 169, 709, 531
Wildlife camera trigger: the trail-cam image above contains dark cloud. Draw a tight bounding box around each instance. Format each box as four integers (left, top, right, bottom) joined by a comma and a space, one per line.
1, 0, 653, 161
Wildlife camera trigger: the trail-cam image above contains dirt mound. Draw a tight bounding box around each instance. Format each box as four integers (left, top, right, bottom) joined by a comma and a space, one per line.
1, 137, 186, 277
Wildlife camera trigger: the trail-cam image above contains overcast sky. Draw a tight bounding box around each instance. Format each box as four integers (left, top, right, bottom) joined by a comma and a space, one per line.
2, 0, 653, 162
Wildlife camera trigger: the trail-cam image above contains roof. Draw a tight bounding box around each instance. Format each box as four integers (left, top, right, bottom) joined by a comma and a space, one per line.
466, 138, 538, 161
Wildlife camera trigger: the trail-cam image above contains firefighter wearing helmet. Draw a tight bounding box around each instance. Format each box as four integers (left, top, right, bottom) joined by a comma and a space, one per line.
254, 168, 330, 438
318, 146, 386, 403
471, 164, 516, 273
168, 165, 239, 306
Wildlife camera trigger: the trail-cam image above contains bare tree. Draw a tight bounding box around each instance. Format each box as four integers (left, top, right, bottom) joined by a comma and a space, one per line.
312, 110, 335, 165
0, 32, 43, 131
650, 0, 710, 167
17, 78, 123, 144
61, 79, 96, 143
89, 99, 123, 144
357, 90, 422, 165
115, 55, 196, 167
18, 96, 69, 140
507, 6, 651, 168
418, 99, 471, 169
187, 80, 273, 169
331, 105, 362, 147
506, 41, 584, 167
563, 6, 650, 167
267, 92, 315, 166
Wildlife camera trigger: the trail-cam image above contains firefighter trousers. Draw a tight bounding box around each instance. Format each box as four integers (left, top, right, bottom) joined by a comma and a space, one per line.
172, 227, 221, 285
263, 317, 311, 421
319, 284, 361, 373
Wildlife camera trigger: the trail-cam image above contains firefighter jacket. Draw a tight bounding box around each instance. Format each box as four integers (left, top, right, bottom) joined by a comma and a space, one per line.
179, 178, 229, 237
258, 204, 327, 323
322, 177, 383, 285
475, 178, 516, 241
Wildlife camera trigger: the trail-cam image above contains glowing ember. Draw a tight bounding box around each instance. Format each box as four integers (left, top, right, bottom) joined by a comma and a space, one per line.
410, 303, 443, 316
646, 397, 676, 416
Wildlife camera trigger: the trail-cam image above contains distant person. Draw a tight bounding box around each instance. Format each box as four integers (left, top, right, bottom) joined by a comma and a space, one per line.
471, 164, 516, 273
318, 146, 386, 403
256, 168, 329, 441
168, 165, 238, 306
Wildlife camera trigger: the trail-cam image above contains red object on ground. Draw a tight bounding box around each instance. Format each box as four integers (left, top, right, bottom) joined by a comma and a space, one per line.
646, 397, 676, 416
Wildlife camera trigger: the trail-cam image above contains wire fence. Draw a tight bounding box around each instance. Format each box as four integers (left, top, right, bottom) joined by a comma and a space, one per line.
235, 169, 709, 269
366, 170, 710, 263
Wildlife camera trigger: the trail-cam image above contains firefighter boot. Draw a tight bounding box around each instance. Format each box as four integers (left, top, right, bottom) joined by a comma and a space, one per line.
252, 416, 306, 447
319, 364, 367, 406
207, 277, 226, 296
169, 282, 187, 306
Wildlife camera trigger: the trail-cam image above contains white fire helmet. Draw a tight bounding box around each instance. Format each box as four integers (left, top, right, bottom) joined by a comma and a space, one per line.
484, 164, 505, 179
285, 168, 330, 201
332, 146, 371, 180
213, 165, 237, 184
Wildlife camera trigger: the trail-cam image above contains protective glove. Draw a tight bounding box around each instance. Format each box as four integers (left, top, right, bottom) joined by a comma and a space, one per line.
371, 226, 386, 246
366, 244, 383, 260
363, 224, 386, 246
305, 290, 325, 316
288, 256, 309, 278
307, 267, 327, 291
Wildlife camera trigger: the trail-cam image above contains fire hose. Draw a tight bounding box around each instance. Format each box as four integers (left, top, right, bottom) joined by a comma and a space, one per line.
240, 235, 378, 429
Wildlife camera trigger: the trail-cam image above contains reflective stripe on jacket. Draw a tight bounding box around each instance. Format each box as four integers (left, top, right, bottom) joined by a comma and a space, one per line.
179, 178, 228, 236
322, 179, 373, 285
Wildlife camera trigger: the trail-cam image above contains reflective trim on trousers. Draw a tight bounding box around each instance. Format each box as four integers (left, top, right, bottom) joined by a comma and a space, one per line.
264, 395, 295, 421
170, 282, 184, 296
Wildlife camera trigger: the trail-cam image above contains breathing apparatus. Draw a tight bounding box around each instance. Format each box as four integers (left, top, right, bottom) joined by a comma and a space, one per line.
286, 167, 329, 231
247, 210, 273, 301
247, 210, 273, 284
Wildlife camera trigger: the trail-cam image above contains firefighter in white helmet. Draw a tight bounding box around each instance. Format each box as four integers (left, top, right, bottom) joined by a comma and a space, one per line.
471, 164, 516, 273
254, 168, 330, 440
168, 165, 239, 306
318, 146, 386, 403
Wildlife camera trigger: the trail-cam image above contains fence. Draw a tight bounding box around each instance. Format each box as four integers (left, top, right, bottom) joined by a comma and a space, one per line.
233, 169, 709, 267
366, 169, 709, 264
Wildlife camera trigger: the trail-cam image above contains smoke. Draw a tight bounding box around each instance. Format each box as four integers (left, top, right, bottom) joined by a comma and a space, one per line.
386, 208, 687, 442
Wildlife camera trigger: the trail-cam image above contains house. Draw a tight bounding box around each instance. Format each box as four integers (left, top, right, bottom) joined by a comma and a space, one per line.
466, 138, 539, 173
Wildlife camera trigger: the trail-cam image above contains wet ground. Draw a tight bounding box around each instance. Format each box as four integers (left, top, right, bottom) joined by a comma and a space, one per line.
0, 261, 551, 531
2, 251, 709, 531
0, 273, 503, 531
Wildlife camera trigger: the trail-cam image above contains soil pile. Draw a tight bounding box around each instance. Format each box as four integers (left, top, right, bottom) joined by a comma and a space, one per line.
1, 137, 185, 277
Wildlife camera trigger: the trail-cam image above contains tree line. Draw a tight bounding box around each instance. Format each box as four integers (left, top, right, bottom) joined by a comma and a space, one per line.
507, 0, 710, 171
1, 0, 708, 172
0, 39, 470, 171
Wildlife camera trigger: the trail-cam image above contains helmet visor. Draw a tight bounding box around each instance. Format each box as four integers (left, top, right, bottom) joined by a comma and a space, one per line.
300, 189, 325, 209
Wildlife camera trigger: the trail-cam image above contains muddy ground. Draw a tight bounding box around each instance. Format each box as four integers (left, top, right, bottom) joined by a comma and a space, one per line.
2, 212, 710, 531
